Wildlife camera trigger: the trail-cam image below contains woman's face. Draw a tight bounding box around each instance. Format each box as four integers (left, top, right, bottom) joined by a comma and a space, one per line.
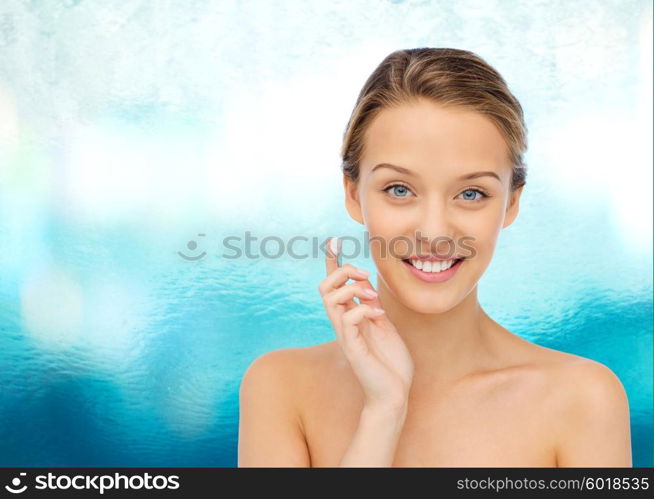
344, 98, 523, 313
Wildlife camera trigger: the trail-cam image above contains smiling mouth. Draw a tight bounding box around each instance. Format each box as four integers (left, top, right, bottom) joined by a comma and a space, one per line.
401, 257, 464, 273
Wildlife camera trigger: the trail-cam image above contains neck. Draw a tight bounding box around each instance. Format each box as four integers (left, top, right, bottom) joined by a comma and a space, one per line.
376, 275, 498, 388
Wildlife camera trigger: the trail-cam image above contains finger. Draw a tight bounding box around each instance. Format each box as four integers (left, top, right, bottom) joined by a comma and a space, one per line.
325, 236, 341, 275
341, 276, 390, 323
339, 303, 385, 357
329, 275, 388, 329
341, 303, 385, 343
322, 283, 358, 339
338, 305, 372, 356
323, 280, 379, 310
354, 279, 385, 310
319, 263, 370, 296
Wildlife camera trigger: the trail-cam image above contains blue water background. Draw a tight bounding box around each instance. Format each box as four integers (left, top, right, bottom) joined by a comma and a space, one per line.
0, 1, 651, 466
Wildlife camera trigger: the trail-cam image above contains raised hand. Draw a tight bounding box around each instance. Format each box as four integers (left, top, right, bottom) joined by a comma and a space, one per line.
319, 237, 414, 413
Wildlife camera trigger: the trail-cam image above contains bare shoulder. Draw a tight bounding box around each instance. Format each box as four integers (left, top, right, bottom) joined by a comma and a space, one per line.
497, 326, 622, 387
488, 326, 628, 415
546, 351, 629, 412
516, 340, 632, 466
503, 331, 631, 454
241, 341, 341, 397
238, 341, 341, 466
243, 341, 339, 373
516, 337, 627, 403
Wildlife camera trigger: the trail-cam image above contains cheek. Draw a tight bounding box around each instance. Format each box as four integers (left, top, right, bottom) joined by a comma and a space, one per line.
363, 199, 412, 238
463, 207, 505, 257
360, 195, 418, 264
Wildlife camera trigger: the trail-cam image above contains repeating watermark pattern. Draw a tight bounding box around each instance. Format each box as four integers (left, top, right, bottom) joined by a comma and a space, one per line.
176, 231, 477, 261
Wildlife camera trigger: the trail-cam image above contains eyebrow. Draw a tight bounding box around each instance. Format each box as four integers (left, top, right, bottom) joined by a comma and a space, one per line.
371, 163, 502, 182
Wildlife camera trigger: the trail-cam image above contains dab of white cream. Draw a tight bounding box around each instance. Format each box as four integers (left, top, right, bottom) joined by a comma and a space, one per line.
329, 236, 339, 256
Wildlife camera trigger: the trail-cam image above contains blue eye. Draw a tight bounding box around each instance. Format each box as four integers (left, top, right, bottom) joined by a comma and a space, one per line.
458, 188, 489, 202
384, 184, 413, 198
382, 184, 489, 202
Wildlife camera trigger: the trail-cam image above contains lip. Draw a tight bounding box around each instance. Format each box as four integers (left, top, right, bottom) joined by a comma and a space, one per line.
408, 254, 467, 262
402, 257, 464, 283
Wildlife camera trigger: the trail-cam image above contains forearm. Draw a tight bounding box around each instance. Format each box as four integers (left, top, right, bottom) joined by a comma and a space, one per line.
338, 405, 407, 467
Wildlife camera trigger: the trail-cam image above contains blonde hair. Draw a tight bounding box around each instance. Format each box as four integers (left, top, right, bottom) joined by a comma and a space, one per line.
340, 47, 528, 191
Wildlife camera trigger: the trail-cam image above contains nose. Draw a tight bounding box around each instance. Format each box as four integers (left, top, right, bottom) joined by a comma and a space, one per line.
414, 198, 456, 254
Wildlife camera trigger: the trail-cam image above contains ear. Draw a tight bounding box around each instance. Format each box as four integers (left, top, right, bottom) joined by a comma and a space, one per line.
343, 175, 364, 225
503, 185, 524, 228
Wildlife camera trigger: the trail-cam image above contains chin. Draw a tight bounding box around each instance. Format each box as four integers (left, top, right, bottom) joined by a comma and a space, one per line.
376, 258, 474, 314
402, 289, 464, 314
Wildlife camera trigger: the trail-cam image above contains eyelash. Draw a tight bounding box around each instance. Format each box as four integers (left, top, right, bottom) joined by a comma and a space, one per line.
381, 183, 490, 202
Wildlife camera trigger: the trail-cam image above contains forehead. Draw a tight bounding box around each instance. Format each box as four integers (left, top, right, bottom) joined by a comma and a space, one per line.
361, 99, 510, 174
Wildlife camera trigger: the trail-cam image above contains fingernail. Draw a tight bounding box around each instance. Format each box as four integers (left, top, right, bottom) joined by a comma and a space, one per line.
363, 288, 377, 298
356, 268, 370, 277
329, 237, 339, 256
372, 307, 385, 315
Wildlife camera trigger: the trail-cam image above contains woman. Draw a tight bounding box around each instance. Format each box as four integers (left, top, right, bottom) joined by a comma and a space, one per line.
238, 48, 632, 467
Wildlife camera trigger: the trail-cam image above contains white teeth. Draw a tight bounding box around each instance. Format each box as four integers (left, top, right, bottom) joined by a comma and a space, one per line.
409, 258, 457, 273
